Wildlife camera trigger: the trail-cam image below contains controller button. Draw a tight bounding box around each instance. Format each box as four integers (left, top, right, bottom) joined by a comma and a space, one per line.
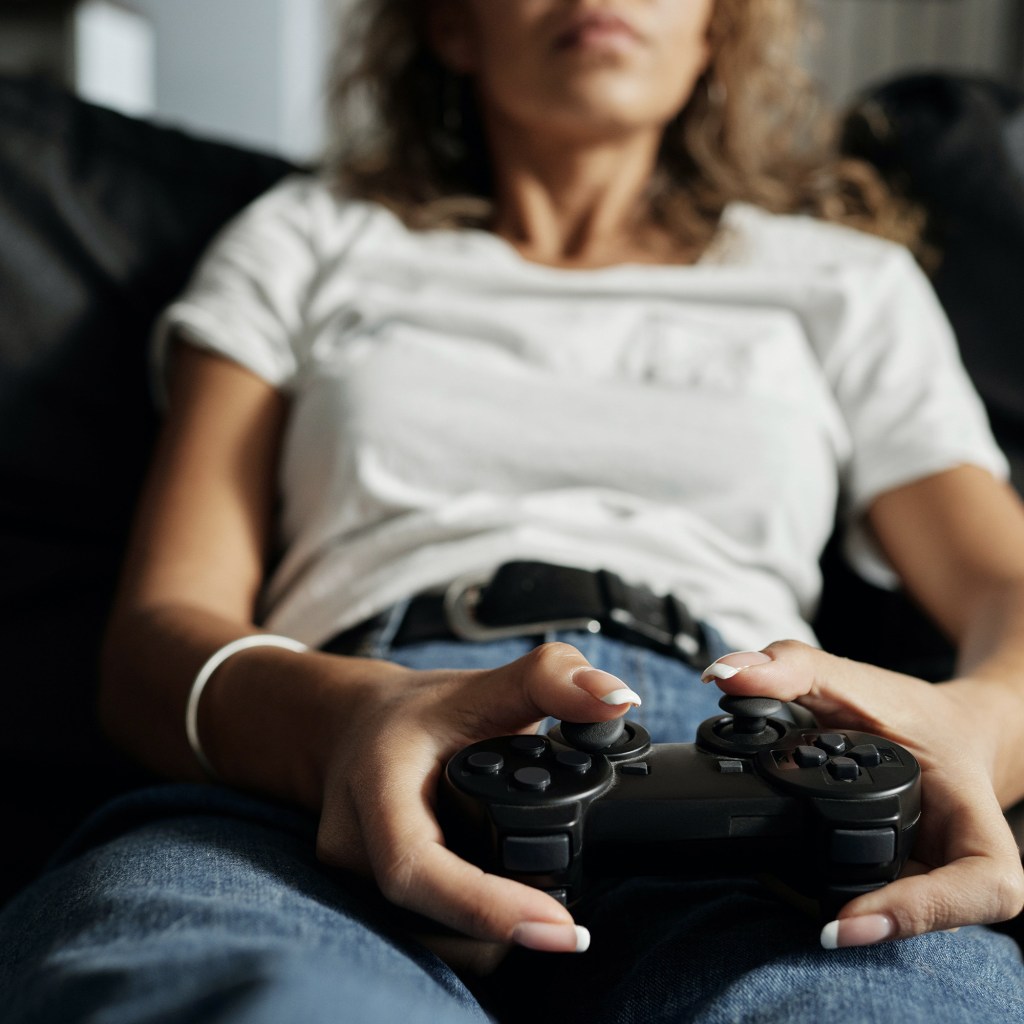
502, 834, 571, 873
830, 828, 896, 865
466, 751, 504, 775
620, 762, 650, 776
815, 733, 847, 755
510, 736, 547, 757
555, 751, 592, 773
848, 743, 882, 767
717, 759, 745, 773
794, 745, 828, 768
513, 767, 552, 791
827, 756, 860, 781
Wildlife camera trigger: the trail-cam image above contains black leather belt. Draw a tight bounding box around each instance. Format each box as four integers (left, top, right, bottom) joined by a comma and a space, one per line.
325, 561, 710, 668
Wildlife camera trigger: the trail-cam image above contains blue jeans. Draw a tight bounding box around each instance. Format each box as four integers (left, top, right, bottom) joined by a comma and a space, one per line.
1, 626, 1021, 1023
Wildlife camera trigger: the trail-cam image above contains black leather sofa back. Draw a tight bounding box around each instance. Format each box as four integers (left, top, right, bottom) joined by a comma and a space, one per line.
0, 72, 1021, 905
0, 76, 294, 900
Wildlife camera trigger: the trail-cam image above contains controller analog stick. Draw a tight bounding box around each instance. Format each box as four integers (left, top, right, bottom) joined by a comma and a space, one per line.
560, 718, 626, 753
710, 695, 784, 748
717, 695, 783, 734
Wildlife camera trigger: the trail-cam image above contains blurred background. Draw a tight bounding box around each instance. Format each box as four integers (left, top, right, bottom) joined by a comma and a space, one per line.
0, 0, 1021, 161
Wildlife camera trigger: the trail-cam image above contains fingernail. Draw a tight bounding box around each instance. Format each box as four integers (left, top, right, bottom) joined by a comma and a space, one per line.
511, 922, 591, 953
573, 668, 642, 707
700, 651, 772, 684
820, 914, 894, 949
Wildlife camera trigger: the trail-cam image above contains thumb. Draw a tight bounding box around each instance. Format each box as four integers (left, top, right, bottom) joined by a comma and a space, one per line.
453, 641, 642, 739
699, 639, 907, 729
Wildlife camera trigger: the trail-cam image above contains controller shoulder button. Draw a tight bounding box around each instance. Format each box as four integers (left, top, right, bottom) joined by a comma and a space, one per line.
794, 745, 828, 768
830, 827, 896, 865
502, 834, 571, 873
827, 756, 860, 781
513, 767, 552, 791
815, 733, 847, 755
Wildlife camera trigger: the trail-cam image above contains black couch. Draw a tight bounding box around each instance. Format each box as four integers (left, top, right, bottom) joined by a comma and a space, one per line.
1, 72, 1022, 917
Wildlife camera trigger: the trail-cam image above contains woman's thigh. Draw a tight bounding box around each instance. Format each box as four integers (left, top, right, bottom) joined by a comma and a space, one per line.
486, 875, 1024, 1024
0, 785, 489, 1024
3, 632, 1020, 1024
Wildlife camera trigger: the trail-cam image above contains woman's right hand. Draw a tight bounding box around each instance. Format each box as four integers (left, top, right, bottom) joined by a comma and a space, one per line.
311, 641, 641, 954
101, 344, 636, 955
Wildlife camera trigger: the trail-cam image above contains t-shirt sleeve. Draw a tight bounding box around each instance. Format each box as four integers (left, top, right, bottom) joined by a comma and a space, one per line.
826, 245, 1009, 585
150, 173, 321, 405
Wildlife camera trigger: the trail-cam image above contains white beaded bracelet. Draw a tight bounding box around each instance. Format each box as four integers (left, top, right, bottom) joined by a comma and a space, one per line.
185, 634, 310, 777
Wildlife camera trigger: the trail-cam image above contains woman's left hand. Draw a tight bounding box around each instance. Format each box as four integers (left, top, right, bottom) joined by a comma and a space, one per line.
702, 640, 1024, 947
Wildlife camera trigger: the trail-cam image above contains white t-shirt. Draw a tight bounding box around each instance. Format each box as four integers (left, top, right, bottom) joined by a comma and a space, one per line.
154, 174, 1007, 651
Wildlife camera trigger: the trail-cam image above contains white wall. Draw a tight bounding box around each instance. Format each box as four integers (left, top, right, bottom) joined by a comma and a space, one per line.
809, 0, 1022, 102
132, 0, 333, 161
74, 0, 155, 117
126, 0, 1020, 158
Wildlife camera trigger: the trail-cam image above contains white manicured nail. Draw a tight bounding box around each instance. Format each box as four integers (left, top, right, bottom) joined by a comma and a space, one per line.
511, 922, 591, 953
701, 663, 740, 682
574, 668, 642, 707
600, 688, 643, 706
700, 651, 772, 684
821, 914, 894, 949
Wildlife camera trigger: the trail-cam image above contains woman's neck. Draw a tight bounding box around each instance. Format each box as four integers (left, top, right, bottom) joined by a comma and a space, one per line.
485, 118, 694, 269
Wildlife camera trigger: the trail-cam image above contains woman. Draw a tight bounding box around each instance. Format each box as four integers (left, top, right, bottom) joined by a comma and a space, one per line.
2, 0, 1022, 1021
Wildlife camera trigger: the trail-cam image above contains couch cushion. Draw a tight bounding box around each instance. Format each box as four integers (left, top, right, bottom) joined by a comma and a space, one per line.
0, 75, 294, 900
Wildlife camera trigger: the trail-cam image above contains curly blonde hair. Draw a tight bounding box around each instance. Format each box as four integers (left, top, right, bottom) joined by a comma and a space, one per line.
325, 0, 922, 256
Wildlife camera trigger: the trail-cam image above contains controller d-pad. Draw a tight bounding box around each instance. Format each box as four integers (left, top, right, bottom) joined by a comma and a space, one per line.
814, 733, 847, 755
827, 756, 860, 781
848, 743, 881, 767
513, 767, 552, 791
794, 745, 827, 768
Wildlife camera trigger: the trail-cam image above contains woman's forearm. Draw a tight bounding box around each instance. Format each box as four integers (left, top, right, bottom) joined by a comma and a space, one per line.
947, 578, 1024, 808
99, 602, 409, 810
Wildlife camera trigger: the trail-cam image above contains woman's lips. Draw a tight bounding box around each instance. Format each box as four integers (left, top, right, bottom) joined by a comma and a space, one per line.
554, 11, 643, 52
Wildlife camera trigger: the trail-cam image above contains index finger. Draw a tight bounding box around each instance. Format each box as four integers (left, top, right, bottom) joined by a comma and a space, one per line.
355, 753, 589, 953
823, 779, 1024, 945
377, 838, 588, 952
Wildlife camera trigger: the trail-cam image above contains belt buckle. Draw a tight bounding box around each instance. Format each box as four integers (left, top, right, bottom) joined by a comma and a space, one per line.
443, 569, 601, 642
599, 570, 705, 663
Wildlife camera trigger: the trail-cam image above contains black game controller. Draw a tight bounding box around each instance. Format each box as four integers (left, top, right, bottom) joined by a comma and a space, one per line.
438, 696, 921, 919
